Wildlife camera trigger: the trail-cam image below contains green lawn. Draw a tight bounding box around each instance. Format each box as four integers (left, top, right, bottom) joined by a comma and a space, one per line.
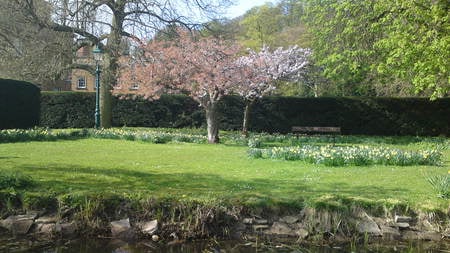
1, 135, 448, 213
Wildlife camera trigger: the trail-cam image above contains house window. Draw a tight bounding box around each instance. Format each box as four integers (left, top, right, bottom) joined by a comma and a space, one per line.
77, 77, 86, 89
130, 83, 139, 90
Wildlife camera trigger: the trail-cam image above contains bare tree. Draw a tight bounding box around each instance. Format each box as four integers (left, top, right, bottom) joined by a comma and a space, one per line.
0, 0, 72, 85
17, 0, 233, 128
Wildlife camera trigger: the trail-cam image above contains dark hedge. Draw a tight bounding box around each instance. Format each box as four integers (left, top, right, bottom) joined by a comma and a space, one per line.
40, 92, 450, 136
0, 79, 40, 129
250, 97, 450, 136
40, 92, 95, 128
112, 94, 204, 128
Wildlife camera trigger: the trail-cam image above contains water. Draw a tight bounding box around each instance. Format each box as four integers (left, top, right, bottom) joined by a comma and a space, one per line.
1, 231, 448, 253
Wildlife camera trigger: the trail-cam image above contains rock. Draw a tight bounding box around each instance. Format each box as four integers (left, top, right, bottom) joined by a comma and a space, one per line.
0, 214, 36, 235
419, 219, 439, 232
243, 218, 253, 224
395, 215, 412, 223
13, 219, 34, 235
231, 222, 246, 239
254, 219, 268, 225
151, 234, 160, 242
0, 218, 13, 231
40, 223, 56, 234
111, 218, 132, 237
356, 215, 382, 236
380, 225, 400, 237
440, 227, 450, 238
402, 230, 420, 240
280, 216, 299, 224
265, 222, 295, 236
55, 222, 76, 236
300, 207, 315, 218
419, 231, 441, 241
296, 228, 309, 239
138, 220, 158, 235
35, 216, 58, 224
253, 225, 270, 231
394, 222, 410, 229
169, 232, 179, 240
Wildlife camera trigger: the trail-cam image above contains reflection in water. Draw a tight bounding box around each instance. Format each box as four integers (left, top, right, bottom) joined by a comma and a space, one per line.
20, 239, 345, 253
0, 233, 448, 253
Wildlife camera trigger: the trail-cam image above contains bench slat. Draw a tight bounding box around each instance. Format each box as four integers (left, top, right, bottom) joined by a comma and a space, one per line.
292, 126, 341, 134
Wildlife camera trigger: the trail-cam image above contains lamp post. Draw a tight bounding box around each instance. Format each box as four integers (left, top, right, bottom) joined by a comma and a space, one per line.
92, 45, 103, 129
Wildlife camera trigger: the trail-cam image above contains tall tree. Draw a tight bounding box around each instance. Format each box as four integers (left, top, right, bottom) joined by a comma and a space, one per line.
0, 0, 71, 84
117, 29, 241, 143
238, 3, 284, 49
304, 0, 449, 97
304, 0, 383, 96
18, 0, 233, 128
374, 0, 449, 98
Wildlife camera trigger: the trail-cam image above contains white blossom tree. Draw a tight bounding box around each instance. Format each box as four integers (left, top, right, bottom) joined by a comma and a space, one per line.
234, 45, 311, 135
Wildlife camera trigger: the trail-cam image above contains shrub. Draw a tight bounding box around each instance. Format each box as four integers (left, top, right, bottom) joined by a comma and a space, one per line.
22, 192, 58, 211
0, 171, 35, 190
0, 79, 40, 129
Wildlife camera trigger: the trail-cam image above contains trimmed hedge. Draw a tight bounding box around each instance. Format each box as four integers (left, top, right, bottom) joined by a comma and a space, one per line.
112, 94, 204, 128
250, 97, 450, 135
40, 92, 95, 128
0, 79, 40, 129
40, 92, 450, 136
40, 93, 206, 129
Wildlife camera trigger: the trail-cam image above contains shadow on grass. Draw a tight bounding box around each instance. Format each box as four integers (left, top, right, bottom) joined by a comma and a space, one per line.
19, 163, 412, 210
0, 156, 20, 160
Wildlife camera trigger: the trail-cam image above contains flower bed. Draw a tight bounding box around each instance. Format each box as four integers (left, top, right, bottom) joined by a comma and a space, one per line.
248, 145, 442, 166
0, 128, 207, 144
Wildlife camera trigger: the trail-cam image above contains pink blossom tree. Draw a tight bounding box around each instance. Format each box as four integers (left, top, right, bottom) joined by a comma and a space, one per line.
117, 29, 241, 143
234, 45, 311, 135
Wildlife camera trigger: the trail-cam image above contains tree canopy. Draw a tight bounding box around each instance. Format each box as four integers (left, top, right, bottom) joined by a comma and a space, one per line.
304, 0, 449, 97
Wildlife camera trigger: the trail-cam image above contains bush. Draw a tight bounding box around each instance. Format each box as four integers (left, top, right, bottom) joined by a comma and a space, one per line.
0, 171, 35, 190
22, 192, 58, 211
0, 78, 40, 129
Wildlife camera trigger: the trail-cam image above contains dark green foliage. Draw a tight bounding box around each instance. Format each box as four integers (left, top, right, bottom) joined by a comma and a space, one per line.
113, 94, 204, 128
39, 92, 450, 136
0, 78, 40, 129
253, 97, 450, 135
40, 92, 95, 128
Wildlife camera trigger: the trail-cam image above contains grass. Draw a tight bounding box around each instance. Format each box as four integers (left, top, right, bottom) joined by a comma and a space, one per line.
0, 129, 449, 215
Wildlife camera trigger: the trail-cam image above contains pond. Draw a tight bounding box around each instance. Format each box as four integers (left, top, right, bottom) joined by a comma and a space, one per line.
1, 234, 449, 253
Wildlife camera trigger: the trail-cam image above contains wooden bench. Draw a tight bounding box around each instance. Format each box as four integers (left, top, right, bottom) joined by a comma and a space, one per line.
291, 126, 341, 143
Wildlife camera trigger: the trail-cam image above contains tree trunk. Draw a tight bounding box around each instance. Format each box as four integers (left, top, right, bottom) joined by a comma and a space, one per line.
100, 59, 113, 128
205, 102, 220, 144
242, 100, 253, 137
100, 9, 124, 128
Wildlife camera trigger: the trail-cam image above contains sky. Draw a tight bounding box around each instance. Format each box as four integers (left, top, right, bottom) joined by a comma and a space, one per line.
225, 0, 278, 18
